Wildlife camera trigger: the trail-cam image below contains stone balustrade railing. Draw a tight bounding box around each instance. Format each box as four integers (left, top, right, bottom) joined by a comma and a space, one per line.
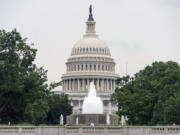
1, 126, 180, 135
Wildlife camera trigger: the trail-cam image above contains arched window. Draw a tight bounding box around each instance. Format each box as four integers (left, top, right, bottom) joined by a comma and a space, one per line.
94, 64, 96, 71
90, 48, 92, 52
93, 48, 95, 52
86, 48, 88, 52
80, 48, 82, 52
102, 65, 104, 71
78, 65, 79, 71
74, 65, 76, 71
83, 48, 85, 52
86, 64, 88, 70
98, 65, 100, 70
90, 64, 92, 71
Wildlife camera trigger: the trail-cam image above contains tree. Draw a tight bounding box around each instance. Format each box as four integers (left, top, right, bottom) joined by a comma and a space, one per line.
112, 61, 180, 125
0, 29, 50, 124
45, 94, 72, 125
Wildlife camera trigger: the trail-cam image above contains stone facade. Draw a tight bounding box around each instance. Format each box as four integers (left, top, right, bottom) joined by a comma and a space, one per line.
61, 7, 119, 114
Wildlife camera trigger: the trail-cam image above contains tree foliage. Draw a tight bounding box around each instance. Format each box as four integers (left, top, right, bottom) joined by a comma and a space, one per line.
45, 94, 72, 125
112, 61, 180, 125
0, 29, 72, 125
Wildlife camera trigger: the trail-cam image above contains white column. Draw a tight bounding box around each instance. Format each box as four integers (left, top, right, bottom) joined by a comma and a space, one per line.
102, 79, 104, 91
69, 79, 71, 90
110, 79, 112, 91
113, 80, 115, 90
62, 81, 64, 90
78, 100, 81, 114
66, 80, 68, 90
87, 78, 90, 90
64, 80, 66, 90
82, 79, 85, 91
107, 79, 109, 91
109, 101, 112, 114
72, 79, 74, 91
88, 64, 90, 71
78, 79, 80, 91
97, 79, 99, 91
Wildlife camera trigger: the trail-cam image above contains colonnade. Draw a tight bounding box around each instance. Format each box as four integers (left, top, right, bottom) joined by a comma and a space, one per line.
67, 63, 115, 72
63, 78, 116, 91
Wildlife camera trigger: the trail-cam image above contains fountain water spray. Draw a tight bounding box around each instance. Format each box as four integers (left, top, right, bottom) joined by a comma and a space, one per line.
60, 114, 64, 125
106, 114, 110, 125
82, 82, 103, 114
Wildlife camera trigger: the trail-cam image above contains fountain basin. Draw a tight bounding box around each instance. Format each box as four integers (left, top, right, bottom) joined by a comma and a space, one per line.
66, 114, 118, 125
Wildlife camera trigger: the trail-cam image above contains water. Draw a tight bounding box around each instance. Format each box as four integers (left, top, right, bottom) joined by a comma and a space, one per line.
106, 113, 110, 125
82, 82, 103, 114
60, 114, 64, 125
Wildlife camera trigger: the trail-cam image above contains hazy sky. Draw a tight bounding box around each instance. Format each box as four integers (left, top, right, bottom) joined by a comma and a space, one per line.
0, 0, 180, 86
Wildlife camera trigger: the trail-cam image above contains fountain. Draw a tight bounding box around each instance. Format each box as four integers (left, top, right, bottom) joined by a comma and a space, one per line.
60, 114, 64, 125
66, 82, 118, 125
82, 82, 103, 114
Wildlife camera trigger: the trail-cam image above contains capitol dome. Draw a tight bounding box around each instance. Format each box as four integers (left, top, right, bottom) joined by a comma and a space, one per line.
61, 5, 119, 114
71, 36, 111, 56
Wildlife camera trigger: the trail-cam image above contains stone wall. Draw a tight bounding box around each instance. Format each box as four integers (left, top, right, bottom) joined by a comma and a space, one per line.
1, 126, 180, 135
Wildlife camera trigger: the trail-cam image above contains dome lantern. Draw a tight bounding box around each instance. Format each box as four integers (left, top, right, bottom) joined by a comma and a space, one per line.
84, 5, 97, 37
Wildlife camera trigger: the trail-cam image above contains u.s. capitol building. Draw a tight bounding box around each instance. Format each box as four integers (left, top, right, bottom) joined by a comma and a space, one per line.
59, 6, 119, 114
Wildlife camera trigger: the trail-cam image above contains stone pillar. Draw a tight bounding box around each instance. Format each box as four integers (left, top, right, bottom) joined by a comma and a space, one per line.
72, 79, 74, 91
110, 79, 113, 91
68, 80, 70, 90
65, 80, 67, 90
78, 100, 81, 114
105, 79, 107, 91
78, 79, 80, 91
102, 79, 104, 90
113, 80, 115, 90
66, 80, 68, 90
109, 101, 112, 114
87, 78, 90, 90
97, 79, 99, 91
82, 79, 85, 91
75, 79, 77, 90
87, 64, 90, 71
62, 81, 64, 90
107, 79, 109, 91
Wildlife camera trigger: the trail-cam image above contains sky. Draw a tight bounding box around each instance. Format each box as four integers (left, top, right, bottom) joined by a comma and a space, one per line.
0, 0, 180, 86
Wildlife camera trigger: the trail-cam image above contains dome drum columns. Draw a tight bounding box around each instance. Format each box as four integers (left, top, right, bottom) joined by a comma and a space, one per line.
62, 78, 116, 92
